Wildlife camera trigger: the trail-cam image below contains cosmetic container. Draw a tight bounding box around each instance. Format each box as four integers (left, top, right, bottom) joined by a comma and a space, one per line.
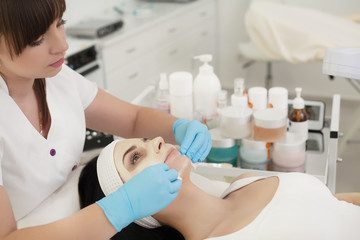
206, 128, 238, 167
248, 87, 267, 112
253, 108, 287, 142
289, 88, 308, 140
272, 132, 306, 172
239, 138, 271, 171
231, 78, 248, 108
220, 106, 253, 139
193, 54, 221, 120
268, 87, 288, 115
155, 73, 170, 113
169, 72, 193, 120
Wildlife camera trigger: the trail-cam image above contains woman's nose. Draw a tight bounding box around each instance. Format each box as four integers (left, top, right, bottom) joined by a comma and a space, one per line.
50, 31, 69, 55
152, 137, 165, 153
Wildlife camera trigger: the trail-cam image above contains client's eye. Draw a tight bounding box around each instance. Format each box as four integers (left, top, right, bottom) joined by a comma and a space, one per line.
130, 151, 141, 165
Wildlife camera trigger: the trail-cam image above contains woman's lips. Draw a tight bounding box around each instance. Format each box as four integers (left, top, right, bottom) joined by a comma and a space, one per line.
49, 58, 64, 68
164, 148, 180, 165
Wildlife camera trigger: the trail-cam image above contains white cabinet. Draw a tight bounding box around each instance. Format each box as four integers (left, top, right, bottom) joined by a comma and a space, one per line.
99, 0, 217, 102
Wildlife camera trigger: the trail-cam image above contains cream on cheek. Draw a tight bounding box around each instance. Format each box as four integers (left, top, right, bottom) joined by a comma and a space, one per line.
115, 151, 163, 183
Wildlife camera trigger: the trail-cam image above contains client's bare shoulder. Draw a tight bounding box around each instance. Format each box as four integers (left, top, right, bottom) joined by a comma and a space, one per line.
231, 172, 259, 183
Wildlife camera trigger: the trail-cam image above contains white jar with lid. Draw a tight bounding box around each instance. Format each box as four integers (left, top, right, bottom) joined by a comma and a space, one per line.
248, 87, 267, 112
253, 108, 287, 142
220, 106, 253, 139
169, 72, 193, 120
272, 132, 306, 172
240, 138, 271, 170
268, 87, 288, 115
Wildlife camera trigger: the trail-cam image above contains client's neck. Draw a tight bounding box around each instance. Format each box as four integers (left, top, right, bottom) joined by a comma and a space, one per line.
153, 179, 229, 240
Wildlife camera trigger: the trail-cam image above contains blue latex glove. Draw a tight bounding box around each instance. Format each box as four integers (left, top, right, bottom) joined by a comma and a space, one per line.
173, 119, 212, 163
96, 163, 181, 232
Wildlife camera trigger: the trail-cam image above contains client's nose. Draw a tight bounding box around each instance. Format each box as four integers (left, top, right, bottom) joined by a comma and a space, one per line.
152, 137, 165, 153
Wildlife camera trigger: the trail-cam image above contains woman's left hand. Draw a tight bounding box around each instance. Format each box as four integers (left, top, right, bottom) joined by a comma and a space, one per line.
173, 119, 212, 163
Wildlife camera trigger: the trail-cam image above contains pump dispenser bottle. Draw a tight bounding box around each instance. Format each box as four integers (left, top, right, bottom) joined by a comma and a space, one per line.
231, 78, 248, 108
155, 73, 170, 113
288, 88, 308, 140
193, 54, 221, 122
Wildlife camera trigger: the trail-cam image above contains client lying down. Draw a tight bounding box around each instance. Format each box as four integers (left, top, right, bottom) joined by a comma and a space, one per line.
79, 137, 360, 240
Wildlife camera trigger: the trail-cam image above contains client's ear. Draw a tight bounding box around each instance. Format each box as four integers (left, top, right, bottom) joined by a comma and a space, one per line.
78, 156, 105, 208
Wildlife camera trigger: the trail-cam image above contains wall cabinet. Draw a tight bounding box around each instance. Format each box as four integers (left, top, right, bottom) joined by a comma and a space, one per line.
99, 0, 217, 102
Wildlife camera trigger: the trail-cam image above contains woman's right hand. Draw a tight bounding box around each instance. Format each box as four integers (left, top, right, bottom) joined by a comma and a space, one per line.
96, 163, 182, 231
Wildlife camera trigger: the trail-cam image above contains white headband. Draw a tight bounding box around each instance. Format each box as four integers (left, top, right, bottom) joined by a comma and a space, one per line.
96, 139, 162, 229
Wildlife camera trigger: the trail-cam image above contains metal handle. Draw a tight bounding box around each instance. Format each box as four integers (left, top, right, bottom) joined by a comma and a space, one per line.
169, 49, 178, 56
126, 47, 137, 54
128, 72, 138, 80
199, 11, 207, 17
168, 27, 177, 34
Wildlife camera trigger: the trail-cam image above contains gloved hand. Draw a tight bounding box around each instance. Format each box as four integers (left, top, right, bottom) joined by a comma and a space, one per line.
96, 163, 181, 232
173, 119, 212, 163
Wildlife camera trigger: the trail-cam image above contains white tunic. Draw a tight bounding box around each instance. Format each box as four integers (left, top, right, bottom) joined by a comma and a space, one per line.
206, 172, 360, 240
0, 65, 98, 220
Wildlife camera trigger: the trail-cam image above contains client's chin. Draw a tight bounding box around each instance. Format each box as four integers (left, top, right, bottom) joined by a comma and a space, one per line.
165, 152, 191, 180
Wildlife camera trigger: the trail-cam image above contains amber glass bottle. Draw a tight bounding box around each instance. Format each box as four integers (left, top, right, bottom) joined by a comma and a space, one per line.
288, 88, 308, 140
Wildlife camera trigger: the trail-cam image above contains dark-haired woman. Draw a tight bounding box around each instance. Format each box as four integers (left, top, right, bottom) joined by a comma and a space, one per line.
0, 0, 212, 239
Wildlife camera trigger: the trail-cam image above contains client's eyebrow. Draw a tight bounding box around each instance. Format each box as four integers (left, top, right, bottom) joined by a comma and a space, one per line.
123, 145, 136, 163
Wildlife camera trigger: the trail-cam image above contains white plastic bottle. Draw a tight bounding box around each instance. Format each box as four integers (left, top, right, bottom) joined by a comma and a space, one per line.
155, 73, 170, 113
193, 54, 221, 121
169, 72, 193, 121
288, 88, 308, 140
231, 78, 248, 108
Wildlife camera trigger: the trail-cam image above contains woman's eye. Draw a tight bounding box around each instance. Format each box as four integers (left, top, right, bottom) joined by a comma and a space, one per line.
29, 38, 44, 47
130, 152, 141, 165
57, 19, 67, 27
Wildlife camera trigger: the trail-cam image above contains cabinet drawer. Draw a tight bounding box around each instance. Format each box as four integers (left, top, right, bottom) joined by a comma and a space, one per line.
106, 55, 157, 101
101, 30, 157, 73
101, 0, 216, 74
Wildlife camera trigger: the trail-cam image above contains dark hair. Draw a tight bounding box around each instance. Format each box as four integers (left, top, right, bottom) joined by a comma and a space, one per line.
78, 156, 184, 240
0, 0, 66, 56
0, 0, 66, 131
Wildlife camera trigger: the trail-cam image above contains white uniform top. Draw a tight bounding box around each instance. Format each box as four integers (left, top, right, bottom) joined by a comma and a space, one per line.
206, 172, 360, 240
0, 65, 98, 220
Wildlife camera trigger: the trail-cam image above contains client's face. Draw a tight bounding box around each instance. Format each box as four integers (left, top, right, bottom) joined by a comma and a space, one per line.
114, 137, 190, 182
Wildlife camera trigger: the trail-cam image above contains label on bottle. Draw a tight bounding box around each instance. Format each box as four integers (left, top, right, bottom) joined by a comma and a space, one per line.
289, 120, 308, 140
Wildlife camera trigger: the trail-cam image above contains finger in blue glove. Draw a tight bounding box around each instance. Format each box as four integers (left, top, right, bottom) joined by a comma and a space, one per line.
173, 119, 212, 163
96, 163, 182, 232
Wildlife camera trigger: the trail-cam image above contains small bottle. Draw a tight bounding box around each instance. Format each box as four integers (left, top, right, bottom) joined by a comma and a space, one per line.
288, 88, 308, 140
208, 90, 228, 129
217, 90, 228, 109
155, 73, 170, 113
231, 78, 248, 108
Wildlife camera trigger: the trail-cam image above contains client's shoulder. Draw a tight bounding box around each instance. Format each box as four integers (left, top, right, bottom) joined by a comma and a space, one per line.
231, 172, 259, 183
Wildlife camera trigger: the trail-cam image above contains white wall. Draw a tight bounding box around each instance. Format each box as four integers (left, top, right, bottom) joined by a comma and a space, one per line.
217, 0, 360, 100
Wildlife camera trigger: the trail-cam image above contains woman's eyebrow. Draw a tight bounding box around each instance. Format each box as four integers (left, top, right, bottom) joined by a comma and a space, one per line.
123, 145, 136, 163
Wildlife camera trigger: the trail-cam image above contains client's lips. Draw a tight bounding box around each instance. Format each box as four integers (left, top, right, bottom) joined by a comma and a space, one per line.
164, 148, 180, 165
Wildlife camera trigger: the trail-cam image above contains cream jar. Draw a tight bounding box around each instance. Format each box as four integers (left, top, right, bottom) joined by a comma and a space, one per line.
206, 128, 239, 167
220, 106, 253, 139
272, 132, 306, 172
239, 138, 271, 171
253, 108, 287, 142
